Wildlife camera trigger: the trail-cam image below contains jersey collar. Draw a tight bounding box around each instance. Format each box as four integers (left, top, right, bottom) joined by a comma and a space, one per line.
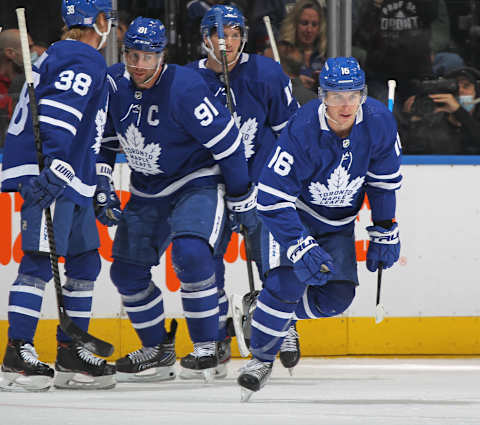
317, 102, 365, 132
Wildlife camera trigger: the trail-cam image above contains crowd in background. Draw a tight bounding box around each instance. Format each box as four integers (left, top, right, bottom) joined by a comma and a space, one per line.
1, 0, 480, 154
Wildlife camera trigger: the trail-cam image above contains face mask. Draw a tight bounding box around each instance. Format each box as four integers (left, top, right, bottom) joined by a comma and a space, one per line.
30, 50, 39, 64
459, 95, 475, 112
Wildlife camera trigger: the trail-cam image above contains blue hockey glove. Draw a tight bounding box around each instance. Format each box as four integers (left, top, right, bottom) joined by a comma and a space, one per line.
225, 184, 258, 234
94, 164, 122, 227
21, 158, 73, 209
366, 222, 400, 272
287, 236, 335, 286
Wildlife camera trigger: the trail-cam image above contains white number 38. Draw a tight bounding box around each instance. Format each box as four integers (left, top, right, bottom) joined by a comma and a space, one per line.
54, 70, 92, 96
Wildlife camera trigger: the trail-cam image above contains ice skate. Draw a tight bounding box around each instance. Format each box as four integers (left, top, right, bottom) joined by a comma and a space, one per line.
237, 358, 273, 402
0, 339, 54, 392
279, 323, 300, 375
179, 336, 231, 380
231, 290, 259, 357
180, 341, 218, 383
54, 342, 116, 390
116, 319, 177, 383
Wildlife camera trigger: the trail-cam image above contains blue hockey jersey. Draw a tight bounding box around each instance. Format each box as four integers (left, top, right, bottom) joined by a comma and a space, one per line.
257, 97, 402, 249
100, 63, 249, 198
1, 40, 109, 206
187, 53, 299, 182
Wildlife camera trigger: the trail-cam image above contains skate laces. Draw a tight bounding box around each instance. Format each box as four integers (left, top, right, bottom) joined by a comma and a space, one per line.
280, 325, 299, 352
20, 343, 45, 366
127, 346, 160, 364
193, 342, 216, 358
240, 358, 272, 378
76, 346, 105, 366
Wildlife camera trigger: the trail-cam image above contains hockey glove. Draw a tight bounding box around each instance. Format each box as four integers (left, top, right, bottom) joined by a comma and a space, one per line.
94, 164, 122, 227
287, 236, 335, 286
366, 222, 400, 272
21, 158, 73, 209
225, 184, 258, 234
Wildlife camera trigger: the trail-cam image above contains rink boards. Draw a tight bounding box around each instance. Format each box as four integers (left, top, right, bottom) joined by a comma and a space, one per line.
1, 161, 480, 361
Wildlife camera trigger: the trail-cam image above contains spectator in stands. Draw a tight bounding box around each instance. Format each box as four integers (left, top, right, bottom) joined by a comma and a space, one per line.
280, 49, 316, 105
0, 29, 33, 148
275, 0, 327, 91
399, 66, 480, 154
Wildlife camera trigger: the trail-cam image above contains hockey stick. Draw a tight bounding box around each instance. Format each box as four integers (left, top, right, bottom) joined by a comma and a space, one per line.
262, 16, 280, 64
15, 8, 114, 357
215, 10, 255, 294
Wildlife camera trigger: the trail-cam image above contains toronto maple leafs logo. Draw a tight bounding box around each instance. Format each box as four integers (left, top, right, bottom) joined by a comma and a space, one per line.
309, 163, 364, 207
118, 123, 163, 175
233, 111, 257, 160
92, 108, 107, 155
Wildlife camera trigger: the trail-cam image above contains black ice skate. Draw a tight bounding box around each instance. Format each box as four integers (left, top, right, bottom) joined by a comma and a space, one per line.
0, 339, 54, 392
231, 290, 259, 357
179, 336, 231, 380
237, 358, 273, 402
180, 341, 218, 383
54, 341, 116, 390
279, 323, 300, 375
116, 319, 177, 383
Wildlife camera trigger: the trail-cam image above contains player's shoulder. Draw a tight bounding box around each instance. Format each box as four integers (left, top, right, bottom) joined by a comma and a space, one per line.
167, 63, 209, 91
362, 97, 393, 120
47, 40, 106, 72
285, 99, 322, 140
238, 53, 285, 80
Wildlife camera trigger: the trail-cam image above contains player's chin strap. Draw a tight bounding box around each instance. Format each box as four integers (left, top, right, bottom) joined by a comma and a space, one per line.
202, 36, 245, 67
94, 19, 112, 50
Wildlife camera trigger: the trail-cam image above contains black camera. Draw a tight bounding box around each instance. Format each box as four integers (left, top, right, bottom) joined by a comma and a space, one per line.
410, 78, 458, 119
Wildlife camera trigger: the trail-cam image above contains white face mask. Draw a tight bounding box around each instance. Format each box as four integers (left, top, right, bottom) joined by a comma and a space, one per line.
30, 50, 39, 64
459, 95, 475, 112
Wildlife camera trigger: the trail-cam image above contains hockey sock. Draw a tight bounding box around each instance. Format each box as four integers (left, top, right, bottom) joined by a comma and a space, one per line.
173, 236, 219, 343
215, 256, 229, 341
111, 260, 166, 347
250, 267, 304, 362
295, 281, 356, 319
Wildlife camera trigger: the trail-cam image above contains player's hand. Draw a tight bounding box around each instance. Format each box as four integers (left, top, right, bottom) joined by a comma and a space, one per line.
225, 184, 258, 234
94, 172, 121, 227
366, 222, 400, 272
287, 236, 335, 286
21, 158, 72, 209
429, 93, 460, 113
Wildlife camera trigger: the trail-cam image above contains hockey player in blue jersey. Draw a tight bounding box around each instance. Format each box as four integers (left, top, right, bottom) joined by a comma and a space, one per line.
235, 57, 402, 401
182, 4, 299, 379
0, 0, 117, 392
97, 16, 256, 383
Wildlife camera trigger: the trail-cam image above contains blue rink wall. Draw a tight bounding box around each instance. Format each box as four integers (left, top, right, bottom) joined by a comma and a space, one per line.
1, 155, 480, 362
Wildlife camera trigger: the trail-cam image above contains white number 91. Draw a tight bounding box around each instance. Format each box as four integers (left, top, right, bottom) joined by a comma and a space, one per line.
194, 97, 219, 126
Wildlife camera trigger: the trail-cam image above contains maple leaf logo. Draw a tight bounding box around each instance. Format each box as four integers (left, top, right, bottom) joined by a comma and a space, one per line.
92, 108, 107, 155
233, 112, 257, 160
309, 164, 365, 207
118, 123, 163, 175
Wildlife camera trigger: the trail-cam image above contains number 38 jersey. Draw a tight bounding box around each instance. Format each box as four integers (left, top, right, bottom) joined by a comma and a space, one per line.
100, 63, 249, 198
1, 40, 109, 206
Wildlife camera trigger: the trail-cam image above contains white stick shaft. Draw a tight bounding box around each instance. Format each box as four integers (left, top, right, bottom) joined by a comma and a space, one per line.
387, 79, 396, 112
263, 16, 280, 64
15, 8, 33, 85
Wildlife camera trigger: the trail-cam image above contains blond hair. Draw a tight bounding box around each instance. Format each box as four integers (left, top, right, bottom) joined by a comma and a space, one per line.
279, 0, 327, 57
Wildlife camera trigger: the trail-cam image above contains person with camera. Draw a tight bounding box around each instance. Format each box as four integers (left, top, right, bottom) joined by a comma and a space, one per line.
400, 67, 480, 154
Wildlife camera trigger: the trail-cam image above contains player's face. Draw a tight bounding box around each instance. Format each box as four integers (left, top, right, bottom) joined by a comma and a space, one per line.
125, 49, 163, 88
208, 26, 242, 64
296, 8, 320, 47
325, 90, 362, 133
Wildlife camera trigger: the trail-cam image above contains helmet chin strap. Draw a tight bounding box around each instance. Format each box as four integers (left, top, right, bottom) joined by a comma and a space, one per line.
94, 20, 112, 50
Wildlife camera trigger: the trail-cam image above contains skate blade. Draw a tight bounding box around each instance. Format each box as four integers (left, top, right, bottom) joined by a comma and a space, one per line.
179, 363, 227, 380
202, 368, 215, 384
288, 367, 294, 376
54, 371, 115, 390
116, 366, 176, 383
0, 372, 52, 392
240, 387, 254, 402
231, 294, 250, 357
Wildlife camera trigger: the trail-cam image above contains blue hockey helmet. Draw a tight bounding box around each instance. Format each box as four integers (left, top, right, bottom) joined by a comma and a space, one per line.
319, 57, 366, 91
62, 0, 114, 29
200, 5, 247, 38
124, 17, 167, 53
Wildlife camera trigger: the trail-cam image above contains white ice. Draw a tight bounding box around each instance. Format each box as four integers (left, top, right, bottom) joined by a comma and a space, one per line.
2, 357, 480, 425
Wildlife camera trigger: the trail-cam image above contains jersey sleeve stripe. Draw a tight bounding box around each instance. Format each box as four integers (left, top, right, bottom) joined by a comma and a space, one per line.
258, 182, 297, 203
203, 116, 235, 148
257, 201, 296, 211
39, 99, 83, 120
38, 115, 77, 136
271, 120, 288, 132
212, 132, 242, 160
366, 170, 402, 179
366, 181, 402, 190
69, 176, 96, 197
1, 164, 39, 182
296, 199, 358, 226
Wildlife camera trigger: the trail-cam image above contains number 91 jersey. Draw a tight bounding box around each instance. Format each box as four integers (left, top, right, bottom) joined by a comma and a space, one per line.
1, 39, 109, 207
